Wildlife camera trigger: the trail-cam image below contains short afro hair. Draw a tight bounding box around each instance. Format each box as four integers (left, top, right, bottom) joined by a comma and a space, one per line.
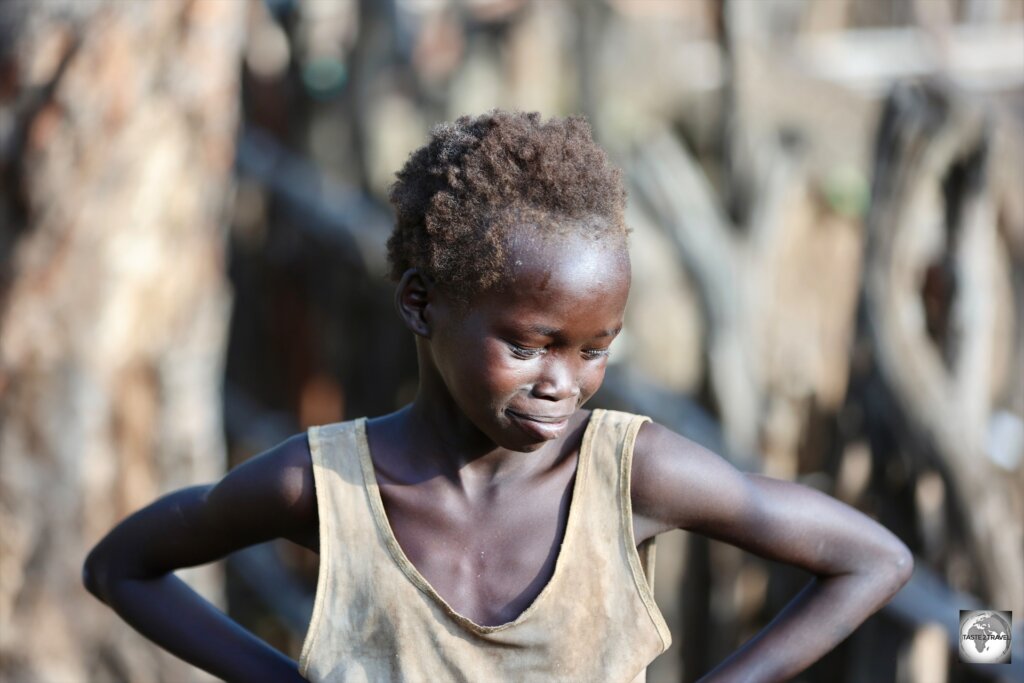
386, 110, 628, 297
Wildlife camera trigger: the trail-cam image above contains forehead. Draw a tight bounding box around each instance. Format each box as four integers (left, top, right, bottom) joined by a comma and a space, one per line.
507, 226, 628, 286
472, 228, 630, 327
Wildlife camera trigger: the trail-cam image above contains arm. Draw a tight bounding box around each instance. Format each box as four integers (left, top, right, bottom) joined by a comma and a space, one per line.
82, 434, 317, 683
631, 422, 913, 683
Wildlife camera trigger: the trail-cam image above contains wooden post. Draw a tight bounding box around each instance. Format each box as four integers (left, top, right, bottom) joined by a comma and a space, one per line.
0, 2, 245, 680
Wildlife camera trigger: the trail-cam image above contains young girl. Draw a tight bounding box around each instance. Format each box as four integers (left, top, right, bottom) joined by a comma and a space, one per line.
84, 110, 912, 683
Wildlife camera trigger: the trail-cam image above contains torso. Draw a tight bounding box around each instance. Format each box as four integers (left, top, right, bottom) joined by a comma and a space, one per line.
362, 410, 589, 627
295, 410, 673, 682
286, 408, 663, 627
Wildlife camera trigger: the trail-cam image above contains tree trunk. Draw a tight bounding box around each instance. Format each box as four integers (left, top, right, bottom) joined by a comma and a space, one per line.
858, 81, 1024, 615
0, 2, 245, 681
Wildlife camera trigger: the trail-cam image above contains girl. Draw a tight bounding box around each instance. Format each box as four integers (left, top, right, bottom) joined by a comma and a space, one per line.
84, 110, 912, 682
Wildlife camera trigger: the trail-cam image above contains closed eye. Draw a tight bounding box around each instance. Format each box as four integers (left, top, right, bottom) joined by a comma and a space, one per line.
583, 348, 610, 359
508, 343, 544, 359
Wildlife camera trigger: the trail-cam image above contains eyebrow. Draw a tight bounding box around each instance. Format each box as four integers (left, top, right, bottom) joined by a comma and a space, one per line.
525, 324, 622, 338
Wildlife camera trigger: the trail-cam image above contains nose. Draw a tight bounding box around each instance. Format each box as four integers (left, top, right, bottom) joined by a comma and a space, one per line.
532, 354, 581, 401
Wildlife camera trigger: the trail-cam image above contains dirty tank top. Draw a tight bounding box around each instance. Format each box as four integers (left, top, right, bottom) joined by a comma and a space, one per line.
298, 409, 671, 683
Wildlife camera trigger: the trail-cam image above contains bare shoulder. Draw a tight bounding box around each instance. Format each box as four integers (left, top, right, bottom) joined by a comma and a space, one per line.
631, 421, 912, 581
205, 433, 319, 550
85, 433, 320, 583
631, 420, 756, 539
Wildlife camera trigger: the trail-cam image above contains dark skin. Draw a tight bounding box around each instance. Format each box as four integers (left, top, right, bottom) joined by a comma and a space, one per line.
83, 225, 913, 682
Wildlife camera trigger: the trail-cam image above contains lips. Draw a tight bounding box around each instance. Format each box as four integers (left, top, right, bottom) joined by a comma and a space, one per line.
506, 409, 572, 441
508, 410, 573, 423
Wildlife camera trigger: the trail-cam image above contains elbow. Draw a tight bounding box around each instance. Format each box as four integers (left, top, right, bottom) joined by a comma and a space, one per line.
895, 542, 914, 584
82, 549, 105, 601
82, 544, 120, 603
882, 539, 914, 597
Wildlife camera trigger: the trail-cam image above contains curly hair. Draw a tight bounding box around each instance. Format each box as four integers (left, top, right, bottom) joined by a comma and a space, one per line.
386, 110, 628, 297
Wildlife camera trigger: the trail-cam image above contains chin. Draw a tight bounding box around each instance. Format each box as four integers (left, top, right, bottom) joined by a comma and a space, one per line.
487, 426, 547, 453
500, 426, 564, 453
511, 439, 548, 453
483, 419, 553, 453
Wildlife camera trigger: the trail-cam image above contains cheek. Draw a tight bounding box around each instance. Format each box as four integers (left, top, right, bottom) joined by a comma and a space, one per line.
460, 341, 530, 401
578, 360, 609, 400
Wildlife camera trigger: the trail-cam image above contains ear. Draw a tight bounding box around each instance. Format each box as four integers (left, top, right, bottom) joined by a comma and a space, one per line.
395, 268, 434, 338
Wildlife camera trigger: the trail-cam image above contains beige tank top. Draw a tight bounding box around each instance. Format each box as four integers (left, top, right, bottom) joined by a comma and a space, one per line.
298, 408, 671, 683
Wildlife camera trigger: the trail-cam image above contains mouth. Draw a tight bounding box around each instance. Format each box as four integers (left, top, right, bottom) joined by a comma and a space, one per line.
506, 410, 572, 440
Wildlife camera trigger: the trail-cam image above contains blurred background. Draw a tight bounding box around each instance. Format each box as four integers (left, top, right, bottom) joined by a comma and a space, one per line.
1, 0, 1023, 681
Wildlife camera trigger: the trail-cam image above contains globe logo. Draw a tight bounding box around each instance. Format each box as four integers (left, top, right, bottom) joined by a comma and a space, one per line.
959, 610, 1012, 664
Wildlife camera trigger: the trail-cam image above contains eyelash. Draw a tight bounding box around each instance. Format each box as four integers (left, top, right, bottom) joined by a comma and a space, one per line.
507, 344, 609, 360
509, 344, 543, 359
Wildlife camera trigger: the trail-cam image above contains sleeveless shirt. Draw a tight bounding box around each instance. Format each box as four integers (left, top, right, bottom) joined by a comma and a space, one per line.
298, 409, 671, 682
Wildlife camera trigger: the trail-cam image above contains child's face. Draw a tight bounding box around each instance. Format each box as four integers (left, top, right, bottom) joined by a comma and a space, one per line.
425, 230, 630, 452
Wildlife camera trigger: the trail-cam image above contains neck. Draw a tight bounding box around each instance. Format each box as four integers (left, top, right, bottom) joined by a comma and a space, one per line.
403, 392, 547, 488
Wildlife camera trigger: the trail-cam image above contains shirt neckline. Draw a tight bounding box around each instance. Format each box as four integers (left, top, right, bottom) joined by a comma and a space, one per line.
354, 409, 601, 634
